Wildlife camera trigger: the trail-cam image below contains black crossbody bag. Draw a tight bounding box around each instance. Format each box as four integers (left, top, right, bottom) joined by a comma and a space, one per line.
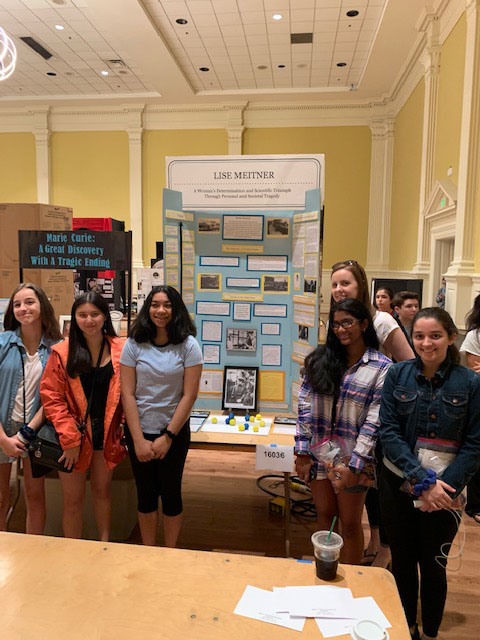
18, 340, 105, 473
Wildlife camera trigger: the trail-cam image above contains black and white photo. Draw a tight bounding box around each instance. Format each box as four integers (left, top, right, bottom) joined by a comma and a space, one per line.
198, 217, 220, 233
226, 328, 257, 352
222, 366, 258, 411
263, 274, 290, 294
304, 277, 317, 294
298, 325, 309, 342
198, 273, 222, 291
266, 217, 290, 237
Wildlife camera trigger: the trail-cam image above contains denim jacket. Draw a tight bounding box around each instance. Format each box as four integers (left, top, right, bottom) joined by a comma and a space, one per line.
379, 357, 480, 493
0, 329, 56, 433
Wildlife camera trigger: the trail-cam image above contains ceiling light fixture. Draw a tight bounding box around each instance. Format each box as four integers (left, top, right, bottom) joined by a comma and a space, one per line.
199, 67, 209, 71
46, 71, 57, 76
0, 26, 17, 81
257, 65, 268, 70
272, 14, 283, 21
278, 64, 286, 68
176, 18, 188, 25
55, 24, 64, 30
346, 10, 359, 17
336, 62, 347, 67
101, 70, 109, 75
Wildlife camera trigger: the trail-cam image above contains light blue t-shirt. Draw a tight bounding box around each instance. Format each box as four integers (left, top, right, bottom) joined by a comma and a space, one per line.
120, 335, 203, 434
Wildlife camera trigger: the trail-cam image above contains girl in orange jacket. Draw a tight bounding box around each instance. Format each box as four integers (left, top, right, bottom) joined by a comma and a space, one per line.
40, 292, 126, 541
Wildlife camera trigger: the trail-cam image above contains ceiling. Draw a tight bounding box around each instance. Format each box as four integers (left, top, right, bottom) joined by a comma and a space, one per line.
0, 0, 428, 106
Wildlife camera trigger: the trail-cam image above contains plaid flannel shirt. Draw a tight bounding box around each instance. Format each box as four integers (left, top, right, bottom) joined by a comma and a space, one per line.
295, 348, 391, 472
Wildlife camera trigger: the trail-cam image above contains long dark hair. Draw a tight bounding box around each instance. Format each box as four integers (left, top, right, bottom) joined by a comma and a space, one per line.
304, 298, 378, 394
129, 285, 196, 345
465, 294, 480, 332
67, 292, 116, 377
412, 307, 460, 365
3, 283, 62, 342
331, 260, 372, 311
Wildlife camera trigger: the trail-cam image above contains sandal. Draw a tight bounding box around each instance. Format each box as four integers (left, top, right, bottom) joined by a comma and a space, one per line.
473, 514, 480, 524
360, 552, 377, 566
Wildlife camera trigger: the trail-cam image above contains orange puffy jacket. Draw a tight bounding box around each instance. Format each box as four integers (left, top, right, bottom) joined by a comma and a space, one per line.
40, 336, 126, 473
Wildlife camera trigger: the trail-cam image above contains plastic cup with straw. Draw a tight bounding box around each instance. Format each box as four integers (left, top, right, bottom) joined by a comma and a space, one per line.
311, 517, 343, 581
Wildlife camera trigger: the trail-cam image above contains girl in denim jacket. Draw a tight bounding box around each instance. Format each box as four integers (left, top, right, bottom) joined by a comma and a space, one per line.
379, 308, 480, 640
0, 284, 62, 533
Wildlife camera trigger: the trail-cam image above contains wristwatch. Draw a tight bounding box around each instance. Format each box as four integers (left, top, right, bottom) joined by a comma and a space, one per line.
163, 428, 177, 441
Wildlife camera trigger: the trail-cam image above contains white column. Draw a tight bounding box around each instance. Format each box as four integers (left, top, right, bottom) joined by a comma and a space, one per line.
125, 105, 145, 270
365, 119, 394, 272
224, 103, 247, 155
31, 106, 50, 203
445, 0, 480, 326
412, 23, 441, 276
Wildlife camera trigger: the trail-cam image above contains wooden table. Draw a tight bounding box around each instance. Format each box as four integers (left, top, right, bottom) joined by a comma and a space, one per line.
191, 417, 295, 556
0, 532, 409, 640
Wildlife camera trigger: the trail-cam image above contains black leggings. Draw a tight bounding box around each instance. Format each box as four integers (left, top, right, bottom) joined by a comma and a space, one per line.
466, 466, 480, 517
379, 465, 459, 637
125, 422, 190, 516
364, 487, 389, 546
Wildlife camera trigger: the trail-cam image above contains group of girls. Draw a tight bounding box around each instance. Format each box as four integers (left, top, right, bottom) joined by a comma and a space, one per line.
0, 283, 202, 548
295, 259, 480, 640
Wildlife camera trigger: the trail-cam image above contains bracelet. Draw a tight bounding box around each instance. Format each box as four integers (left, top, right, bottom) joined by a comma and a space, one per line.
19, 424, 37, 443
163, 428, 177, 441
412, 469, 437, 496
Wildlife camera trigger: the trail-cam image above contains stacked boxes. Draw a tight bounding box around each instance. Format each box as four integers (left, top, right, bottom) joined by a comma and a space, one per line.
0, 203, 74, 317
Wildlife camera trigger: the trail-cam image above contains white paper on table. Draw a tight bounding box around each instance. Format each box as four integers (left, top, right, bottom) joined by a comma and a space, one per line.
234, 586, 305, 631
314, 596, 391, 638
273, 585, 355, 618
273, 424, 296, 435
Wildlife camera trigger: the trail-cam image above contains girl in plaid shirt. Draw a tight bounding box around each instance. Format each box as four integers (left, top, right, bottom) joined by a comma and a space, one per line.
295, 299, 391, 564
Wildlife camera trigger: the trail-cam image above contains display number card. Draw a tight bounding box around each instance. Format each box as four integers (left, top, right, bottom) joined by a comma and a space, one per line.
255, 444, 295, 472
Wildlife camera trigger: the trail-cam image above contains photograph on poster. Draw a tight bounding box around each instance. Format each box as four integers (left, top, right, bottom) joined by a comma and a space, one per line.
304, 277, 317, 295
254, 304, 287, 317
266, 217, 289, 237
223, 215, 263, 241
226, 328, 257, 352
233, 302, 251, 321
200, 369, 223, 394
198, 273, 222, 291
263, 274, 290, 294
262, 344, 282, 366
59, 315, 71, 338
200, 256, 240, 267
222, 366, 258, 411
298, 325, 309, 342
261, 323, 280, 335
197, 301, 230, 316
226, 277, 260, 288
294, 272, 301, 290
202, 320, 223, 342
203, 344, 220, 364
247, 255, 287, 272
198, 218, 220, 233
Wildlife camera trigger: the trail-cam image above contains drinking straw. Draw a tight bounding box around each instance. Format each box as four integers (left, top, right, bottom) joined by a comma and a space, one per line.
326, 515, 337, 542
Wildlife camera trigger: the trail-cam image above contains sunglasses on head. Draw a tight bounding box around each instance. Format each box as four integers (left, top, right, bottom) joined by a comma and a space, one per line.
331, 259, 359, 270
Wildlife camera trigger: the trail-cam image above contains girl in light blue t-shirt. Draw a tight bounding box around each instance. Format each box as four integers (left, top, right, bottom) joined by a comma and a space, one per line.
121, 285, 203, 547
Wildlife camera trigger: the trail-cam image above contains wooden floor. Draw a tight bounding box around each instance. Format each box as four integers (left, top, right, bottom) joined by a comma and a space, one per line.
8, 449, 480, 639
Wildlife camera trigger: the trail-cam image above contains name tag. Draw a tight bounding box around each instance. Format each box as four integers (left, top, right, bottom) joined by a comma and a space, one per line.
256, 444, 294, 472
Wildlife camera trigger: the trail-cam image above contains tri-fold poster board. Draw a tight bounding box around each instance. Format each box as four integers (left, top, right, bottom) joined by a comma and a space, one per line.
163, 156, 324, 415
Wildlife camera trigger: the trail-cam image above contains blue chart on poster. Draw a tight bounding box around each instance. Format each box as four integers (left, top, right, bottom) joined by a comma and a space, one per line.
162, 187, 323, 414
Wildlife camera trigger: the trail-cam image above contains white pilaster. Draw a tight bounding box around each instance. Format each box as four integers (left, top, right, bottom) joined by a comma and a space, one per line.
365, 119, 394, 271
444, 0, 480, 324
413, 16, 441, 275
125, 104, 145, 269
31, 106, 50, 203
224, 103, 247, 155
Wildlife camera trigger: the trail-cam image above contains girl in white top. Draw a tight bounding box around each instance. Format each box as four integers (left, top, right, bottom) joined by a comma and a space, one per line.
330, 260, 414, 568
459, 294, 480, 523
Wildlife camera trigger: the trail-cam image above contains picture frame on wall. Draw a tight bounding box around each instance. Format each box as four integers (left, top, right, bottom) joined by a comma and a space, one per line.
222, 366, 258, 412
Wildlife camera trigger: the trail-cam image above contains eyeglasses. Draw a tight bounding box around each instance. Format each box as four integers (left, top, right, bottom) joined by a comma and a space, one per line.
331, 259, 358, 270
332, 319, 359, 331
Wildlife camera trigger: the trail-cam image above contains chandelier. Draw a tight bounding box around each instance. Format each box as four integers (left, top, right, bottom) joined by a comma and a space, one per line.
0, 26, 16, 81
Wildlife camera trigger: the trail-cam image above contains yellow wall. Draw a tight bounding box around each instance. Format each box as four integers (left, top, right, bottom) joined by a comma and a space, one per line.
143, 129, 227, 263
50, 131, 130, 224
0, 133, 37, 202
434, 13, 466, 185
390, 78, 425, 270
243, 127, 372, 267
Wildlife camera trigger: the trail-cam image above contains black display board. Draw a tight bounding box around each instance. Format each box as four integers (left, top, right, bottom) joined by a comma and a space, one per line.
18, 229, 133, 329
371, 278, 424, 305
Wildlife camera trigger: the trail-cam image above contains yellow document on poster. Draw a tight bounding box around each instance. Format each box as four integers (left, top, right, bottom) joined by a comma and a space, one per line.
222, 244, 264, 254
259, 371, 285, 402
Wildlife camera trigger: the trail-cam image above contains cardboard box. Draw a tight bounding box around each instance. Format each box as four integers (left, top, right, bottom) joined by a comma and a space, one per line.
0, 203, 73, 269
0, 268, 74, 318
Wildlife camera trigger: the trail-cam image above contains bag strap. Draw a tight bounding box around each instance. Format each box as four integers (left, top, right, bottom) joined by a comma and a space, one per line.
16, 345, 27, 425
79, 338, 106, 434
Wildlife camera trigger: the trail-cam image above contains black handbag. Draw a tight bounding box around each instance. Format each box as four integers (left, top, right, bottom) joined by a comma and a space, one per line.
19, 340, 105, 473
